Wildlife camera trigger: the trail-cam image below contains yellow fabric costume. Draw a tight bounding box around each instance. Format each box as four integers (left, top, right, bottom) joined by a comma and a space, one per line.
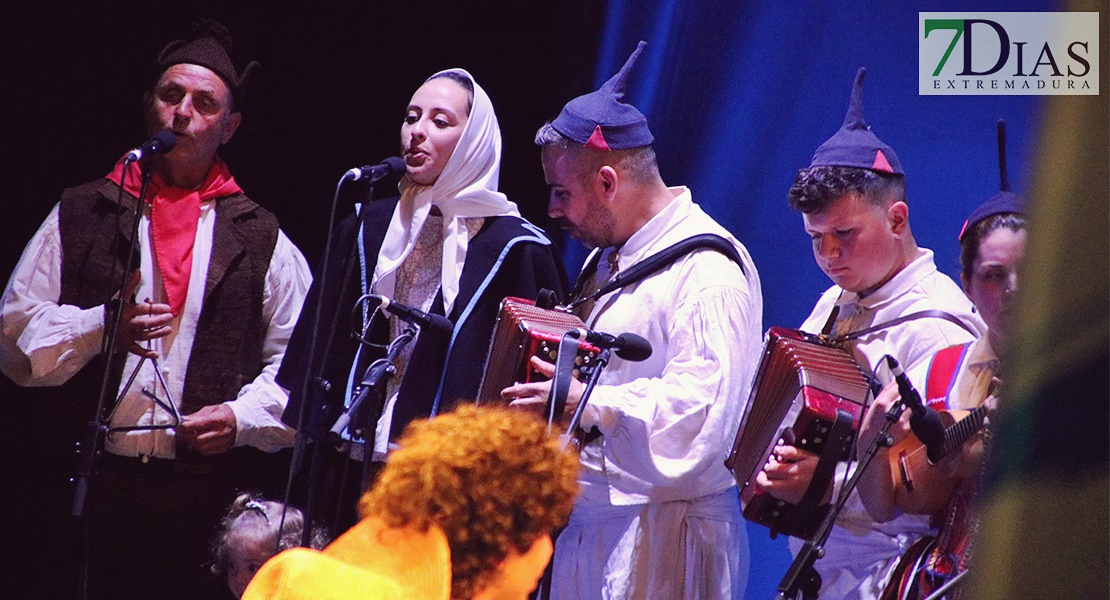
242, 517, 451, 599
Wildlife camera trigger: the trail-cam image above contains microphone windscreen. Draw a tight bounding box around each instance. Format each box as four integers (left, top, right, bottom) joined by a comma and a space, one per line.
151, 130, 177, 152
383, 156, 406, 175
915, 407, 947, 462
615, 333, 652, 362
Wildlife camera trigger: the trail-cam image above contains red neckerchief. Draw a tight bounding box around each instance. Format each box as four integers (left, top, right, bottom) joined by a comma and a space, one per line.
106, 157, 242, 316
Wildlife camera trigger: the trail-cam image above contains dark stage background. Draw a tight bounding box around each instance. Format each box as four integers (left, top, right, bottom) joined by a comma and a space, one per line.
3, 1, 1106, 598
3, 2, 604, 594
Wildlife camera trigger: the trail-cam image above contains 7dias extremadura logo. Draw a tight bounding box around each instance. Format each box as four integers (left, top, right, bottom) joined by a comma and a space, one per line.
920, 12, 1098, 95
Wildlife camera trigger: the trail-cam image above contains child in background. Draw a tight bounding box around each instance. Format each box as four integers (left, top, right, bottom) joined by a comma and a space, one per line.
210, 492, 330, 598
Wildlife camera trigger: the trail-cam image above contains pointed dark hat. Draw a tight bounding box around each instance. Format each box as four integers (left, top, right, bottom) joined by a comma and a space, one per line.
551, 40, 654, 151
810, 67, 903, 175
155, 19, 259, 109
959, 119, 1026, 240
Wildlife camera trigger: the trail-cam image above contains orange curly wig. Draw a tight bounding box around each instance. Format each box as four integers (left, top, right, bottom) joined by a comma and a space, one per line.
359, 405, 579, 599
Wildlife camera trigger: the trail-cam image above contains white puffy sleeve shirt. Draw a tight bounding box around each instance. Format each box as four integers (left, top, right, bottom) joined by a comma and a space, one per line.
1, 201, 312, 457
576, 187, 764, 506
789, 249, 986, 600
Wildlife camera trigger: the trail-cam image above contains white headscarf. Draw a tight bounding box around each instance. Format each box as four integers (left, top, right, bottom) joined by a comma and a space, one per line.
372, 68, 521, 314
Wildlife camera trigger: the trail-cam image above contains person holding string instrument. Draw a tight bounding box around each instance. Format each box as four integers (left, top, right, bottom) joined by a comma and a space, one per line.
862, 120, 1027, 600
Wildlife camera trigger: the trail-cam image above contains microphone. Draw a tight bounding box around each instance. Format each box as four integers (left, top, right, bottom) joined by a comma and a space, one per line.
373, 295, 454, 336
884, 355, 946, 463
344, 156, 407, 182
125, 130, 177, 162
574, 329, 653, 362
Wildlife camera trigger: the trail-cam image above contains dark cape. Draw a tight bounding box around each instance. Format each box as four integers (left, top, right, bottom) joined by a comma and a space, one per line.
276, 195, 568, 445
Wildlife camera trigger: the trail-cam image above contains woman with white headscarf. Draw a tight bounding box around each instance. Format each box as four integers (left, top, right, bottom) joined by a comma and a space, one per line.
277, 69, 567, 525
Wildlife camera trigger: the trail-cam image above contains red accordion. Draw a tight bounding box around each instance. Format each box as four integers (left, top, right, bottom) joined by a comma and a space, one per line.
476, 297, 601, 405
725, 327, 872, 538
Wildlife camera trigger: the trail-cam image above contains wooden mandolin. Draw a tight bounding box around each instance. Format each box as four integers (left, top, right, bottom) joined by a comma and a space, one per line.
887, 403, 989, 515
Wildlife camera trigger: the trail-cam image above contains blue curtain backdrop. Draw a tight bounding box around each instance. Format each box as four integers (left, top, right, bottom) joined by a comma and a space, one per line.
571, 0, 1053, 597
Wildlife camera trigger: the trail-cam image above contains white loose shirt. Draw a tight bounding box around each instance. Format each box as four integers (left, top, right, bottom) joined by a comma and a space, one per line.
1, 200, 312, 458
790, 248, 986, 600
552, 187, 763, 600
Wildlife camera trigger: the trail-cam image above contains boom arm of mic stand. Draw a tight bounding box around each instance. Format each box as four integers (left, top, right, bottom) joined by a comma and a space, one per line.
775, 397, 907, 600
328, 324, 417, 446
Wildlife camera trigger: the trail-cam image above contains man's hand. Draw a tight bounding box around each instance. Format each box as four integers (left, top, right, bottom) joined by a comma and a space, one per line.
946, 379, 1001, 480
856, 380, 913, 457
853, 381, 908, 522
179, 404, 237, 455
755, 445, 830, 506
500, 356, 583, 419
114, 272, 173, 358
982, 375, 1002, 428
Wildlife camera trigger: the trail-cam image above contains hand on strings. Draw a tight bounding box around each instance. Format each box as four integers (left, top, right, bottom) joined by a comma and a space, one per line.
179, 404, 237, 455
755, 444, 830, 506
950, 375, 1004, 480
982, 375, 1003, 428
501, 356, 583, 419
115, 271, 173, 358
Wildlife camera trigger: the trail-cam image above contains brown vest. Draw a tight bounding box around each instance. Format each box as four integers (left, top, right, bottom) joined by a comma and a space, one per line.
57, 177, 279, 472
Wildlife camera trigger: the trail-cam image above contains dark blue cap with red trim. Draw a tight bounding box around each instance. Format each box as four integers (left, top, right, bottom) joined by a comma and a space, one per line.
959, 119, 1025, 240
810, 67, 904, 175
551, 40, 654, 151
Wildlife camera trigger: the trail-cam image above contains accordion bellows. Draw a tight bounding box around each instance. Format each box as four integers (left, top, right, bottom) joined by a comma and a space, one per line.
726, 327, 871, 538
476, 297, 601, 405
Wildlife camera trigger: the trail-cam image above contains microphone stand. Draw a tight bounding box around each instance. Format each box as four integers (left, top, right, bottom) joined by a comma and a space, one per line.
535, 345, 613, 600
73, 158, 156, 600
72, 158, 153, 518
328, 323, 417, 491
283, 173, 366, 549
776, 396, 907, 600
560, 347, 610, 453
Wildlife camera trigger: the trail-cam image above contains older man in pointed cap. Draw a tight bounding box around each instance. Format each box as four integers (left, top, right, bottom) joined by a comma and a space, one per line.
502, 41, 763, 599
754, 68, 985, 600
0, 20, 311, 600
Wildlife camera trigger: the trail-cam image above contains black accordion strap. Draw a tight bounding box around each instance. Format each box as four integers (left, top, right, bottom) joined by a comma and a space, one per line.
775, 407, 855, 539
556, 235, 744, 442
547, 330, 582, 429
570, 234, 745, 310
820, 305, 840, 337
832, 310, 979, 344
